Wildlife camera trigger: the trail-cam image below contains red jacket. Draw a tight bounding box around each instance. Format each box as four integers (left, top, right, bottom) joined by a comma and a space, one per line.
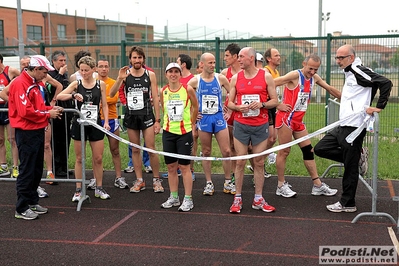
8, 70, 52, 130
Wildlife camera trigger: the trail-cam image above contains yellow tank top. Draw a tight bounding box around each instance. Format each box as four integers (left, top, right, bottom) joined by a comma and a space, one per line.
162, 84, 192, 135
265, 65, 280, 79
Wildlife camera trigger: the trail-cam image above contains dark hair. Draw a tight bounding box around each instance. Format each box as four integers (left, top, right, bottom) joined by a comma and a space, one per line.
129, 46, 146, 61
0, 54, 3, 63
51, 50, 66, 63
264, 48, 273, 63
224, 43, 241, 56
178, 54, 192, 70
74, 50, 91, 68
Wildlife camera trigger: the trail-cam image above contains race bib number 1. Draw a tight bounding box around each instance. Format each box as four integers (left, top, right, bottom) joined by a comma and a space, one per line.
167, 100, 184, 121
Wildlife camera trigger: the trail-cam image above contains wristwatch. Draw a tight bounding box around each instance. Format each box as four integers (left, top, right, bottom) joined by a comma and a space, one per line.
262, 102, 266, 108
155, 119, 161, 123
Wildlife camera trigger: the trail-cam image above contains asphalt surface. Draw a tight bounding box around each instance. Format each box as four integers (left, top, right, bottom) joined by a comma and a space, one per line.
0, 170, 398, 266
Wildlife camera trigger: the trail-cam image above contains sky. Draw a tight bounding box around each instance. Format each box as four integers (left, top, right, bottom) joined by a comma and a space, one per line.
3, 0, 399, 38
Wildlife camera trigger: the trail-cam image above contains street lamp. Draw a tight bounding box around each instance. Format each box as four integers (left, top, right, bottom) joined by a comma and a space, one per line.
322, 12, 330, 36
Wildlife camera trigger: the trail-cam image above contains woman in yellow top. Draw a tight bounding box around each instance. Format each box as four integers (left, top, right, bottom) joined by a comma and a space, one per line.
160, 63, 198, 212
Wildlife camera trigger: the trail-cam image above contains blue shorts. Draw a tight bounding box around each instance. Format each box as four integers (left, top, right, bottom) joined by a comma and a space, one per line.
197, 112, 227, 134
102, 119, 120, 133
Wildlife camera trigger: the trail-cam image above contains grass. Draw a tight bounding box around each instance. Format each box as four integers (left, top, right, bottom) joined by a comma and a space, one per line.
6, 101, 399, 179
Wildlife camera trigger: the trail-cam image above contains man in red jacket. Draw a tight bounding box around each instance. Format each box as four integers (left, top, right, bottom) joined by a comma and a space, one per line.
9, 55, 63, 220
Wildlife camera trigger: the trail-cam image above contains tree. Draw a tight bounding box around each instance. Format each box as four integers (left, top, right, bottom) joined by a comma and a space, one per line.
288, 50, 304, 70
390, 47, 399, 67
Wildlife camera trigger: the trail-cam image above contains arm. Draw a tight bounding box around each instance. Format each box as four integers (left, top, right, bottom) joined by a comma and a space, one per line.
110, 66, 130, 97
8, 66, 20, 80
149, 71, 161, 134
187, 76, 198, 90
100, 81, 110, 130
187, 85, 198, 125
56, 81, 79, 101
227, 75, 239, 111
263, 73, 278, 109
44, 74, 63, 105
314, 74, 342, 99
218, 74, 230, 94
274, 70, 299, 87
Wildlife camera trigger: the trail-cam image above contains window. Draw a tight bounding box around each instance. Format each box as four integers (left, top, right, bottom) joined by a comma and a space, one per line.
27, 25, 42, 41
141, 32, 147, 42
57, 25, 66, 40
126, 33, 135, 42
0, 20, 4, 46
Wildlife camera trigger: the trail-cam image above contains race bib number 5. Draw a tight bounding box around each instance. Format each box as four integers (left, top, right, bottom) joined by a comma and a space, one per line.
127, 91, 144, 110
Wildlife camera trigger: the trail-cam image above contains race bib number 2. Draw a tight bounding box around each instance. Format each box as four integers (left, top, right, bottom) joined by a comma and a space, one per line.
242, 94, 260, 117
81, 103, 98, 123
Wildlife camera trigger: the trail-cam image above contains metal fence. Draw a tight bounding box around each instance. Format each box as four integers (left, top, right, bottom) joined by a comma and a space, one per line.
1, 33, 399, 177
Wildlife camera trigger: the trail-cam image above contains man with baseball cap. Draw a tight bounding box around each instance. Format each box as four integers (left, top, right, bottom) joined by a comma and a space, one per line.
9, 54, 62, 220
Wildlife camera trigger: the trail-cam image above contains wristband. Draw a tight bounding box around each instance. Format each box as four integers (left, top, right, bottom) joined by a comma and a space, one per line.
71, 92, 76, 99
155, 119, 161, 123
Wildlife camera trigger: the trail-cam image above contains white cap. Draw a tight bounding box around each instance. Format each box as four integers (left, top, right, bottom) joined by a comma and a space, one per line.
29, 55, 55, 71
165, 62, 182, 73
256, 53, 264, 62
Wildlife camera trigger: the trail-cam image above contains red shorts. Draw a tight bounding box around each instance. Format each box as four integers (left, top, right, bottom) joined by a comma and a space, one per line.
275, 112, 306, 132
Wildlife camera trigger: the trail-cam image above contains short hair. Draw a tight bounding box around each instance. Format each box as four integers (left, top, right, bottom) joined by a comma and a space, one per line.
304, 53, 321, 63
264, 48, 274, 63
74, 50, 91, 68
129, 46, 146, 60
178, 54, 192, 70
0, 54, 3, 63
225, 43, 241, 56
51, 50, 66, 62
78, 56, 96, 69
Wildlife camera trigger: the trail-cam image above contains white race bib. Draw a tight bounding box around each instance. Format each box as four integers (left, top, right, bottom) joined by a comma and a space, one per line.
167, 100, 184, 122
127, 91, 144, 110
81, 103, 98, 123
294, 92, 310, 111
201, 95, 218, 114
242, 94, 260, 117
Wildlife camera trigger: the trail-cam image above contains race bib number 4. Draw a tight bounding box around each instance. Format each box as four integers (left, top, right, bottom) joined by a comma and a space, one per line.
242, 94, 260, 117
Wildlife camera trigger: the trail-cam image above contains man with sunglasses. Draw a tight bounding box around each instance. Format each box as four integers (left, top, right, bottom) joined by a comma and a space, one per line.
314, 45, 392, 213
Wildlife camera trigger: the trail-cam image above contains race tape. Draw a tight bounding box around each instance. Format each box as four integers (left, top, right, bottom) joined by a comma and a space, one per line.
78, 110, 366, 162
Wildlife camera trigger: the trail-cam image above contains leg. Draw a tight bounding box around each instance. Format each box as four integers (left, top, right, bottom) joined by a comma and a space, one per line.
251, 140, 268, 195
198, 130, 213, 182
108, 128, 122, 178
90, 140, 105, 187
73, 140, 84, 189
142, 126, 160, 178
214, 128, 232, 180
228, 125, 236, 177
276, 125, 293, 184
314, 128, 343, 163
44, 125, 53, 172
127, 129, 143, 179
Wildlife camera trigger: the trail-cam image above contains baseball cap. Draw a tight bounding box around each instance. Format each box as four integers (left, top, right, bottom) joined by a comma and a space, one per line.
30, 55, 55, 71
256, 53, 264, 62
165, 62, 182, 73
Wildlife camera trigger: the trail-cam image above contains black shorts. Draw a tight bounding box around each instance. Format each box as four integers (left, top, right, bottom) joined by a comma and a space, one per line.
123, 113, 155, 130
268, 107, 276, 126
0, 104, 9, 126
70, 120, 105, 141
162, 130, 193, 165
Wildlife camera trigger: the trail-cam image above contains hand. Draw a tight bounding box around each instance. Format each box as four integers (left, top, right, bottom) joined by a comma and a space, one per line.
73, 93, 84, 102
277, 103, 292, 112
236, 104, 249, 113
59, 65, 68, 75
117, 66, 131, 80
53, 106, 64, 112
49, 109, 62, 119
154, 122, 161, 134
103, 122, 111, 131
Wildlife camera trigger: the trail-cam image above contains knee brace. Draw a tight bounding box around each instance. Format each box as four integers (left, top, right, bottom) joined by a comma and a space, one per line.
301, 144, 314, 160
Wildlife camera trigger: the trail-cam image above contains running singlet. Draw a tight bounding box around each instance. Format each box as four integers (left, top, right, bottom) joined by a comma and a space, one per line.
180, 73, 194, 85
124, 70, 152, 115
0, 66, 11, 104
234, 69, 269, 126
76, 80, 102, 124
162, 84, 192, 135
276, 70, 313, 124
197, 74, 223, 115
